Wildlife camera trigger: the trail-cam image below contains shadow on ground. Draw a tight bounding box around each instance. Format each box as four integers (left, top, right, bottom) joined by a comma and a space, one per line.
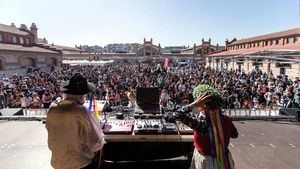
102, 159, 191, 169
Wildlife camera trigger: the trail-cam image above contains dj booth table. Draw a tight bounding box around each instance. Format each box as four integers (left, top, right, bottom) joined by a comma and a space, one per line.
103, 134, 194, 161
91, 91, 195, 162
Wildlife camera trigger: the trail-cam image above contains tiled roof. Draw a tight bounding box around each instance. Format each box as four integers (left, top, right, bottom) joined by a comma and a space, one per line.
208, 44, 300, 57
0, 23, 31, 36
229, 28, 300, 45
0, 44, 59, 54
52, 44, 81, 51
37, 43, 81, 51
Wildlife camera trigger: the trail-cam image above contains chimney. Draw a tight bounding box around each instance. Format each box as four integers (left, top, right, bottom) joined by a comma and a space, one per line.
150, 38, 153, 43
225, 38, 229, 45
20, 24, 28, 30
11, 23, 16, 27
30, 23, 38, 44
43, 37, 48, 44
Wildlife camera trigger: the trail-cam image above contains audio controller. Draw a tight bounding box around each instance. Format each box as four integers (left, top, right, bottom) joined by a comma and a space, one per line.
102, 119, 134, 134
176, 121, 194, 134
134, 119, 163, 134
162, 123, 178, 134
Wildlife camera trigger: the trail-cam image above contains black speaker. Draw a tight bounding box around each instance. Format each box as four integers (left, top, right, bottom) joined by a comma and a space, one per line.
279, 108, 300, 122
0, 108, 23, 116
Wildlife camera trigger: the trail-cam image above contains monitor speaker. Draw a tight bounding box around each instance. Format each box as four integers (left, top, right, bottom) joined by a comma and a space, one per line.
0, 108, 23, 116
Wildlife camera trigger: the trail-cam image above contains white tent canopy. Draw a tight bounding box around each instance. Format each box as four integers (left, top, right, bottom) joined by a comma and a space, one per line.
62, 59, 114, 66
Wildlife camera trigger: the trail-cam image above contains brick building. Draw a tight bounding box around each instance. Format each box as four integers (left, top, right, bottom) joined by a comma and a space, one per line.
64, 38, 223, 62
207, 28, 300, 79
0, 23, 62, 76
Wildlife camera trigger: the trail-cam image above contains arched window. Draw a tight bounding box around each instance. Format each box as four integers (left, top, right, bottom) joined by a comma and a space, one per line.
46, 57, 57, 66
21, 57, 36, 67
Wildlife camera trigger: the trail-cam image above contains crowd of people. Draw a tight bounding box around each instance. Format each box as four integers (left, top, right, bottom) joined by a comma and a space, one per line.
0, 61, 299, 110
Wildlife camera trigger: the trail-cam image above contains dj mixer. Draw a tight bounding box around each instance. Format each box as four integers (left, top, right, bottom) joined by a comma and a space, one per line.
176, 121, 194, 134
102, 119, 134, 134
134, 119, 163, 134
162, 123, 178, 134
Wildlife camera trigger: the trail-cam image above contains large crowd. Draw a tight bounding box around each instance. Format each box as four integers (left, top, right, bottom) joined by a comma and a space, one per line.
0, 61, 299, 109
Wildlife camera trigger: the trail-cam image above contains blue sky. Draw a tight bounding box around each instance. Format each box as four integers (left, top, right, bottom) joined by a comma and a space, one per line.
0, 0, 299, 47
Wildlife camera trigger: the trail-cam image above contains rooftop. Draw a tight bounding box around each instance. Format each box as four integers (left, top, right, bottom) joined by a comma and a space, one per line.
229, 28, 300, 46
0, 43, 59, 54
0, 23, 31, 36
209, 43, 300, 57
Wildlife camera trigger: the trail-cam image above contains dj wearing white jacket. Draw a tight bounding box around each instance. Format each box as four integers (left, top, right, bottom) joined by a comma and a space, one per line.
46, 73, 105, 169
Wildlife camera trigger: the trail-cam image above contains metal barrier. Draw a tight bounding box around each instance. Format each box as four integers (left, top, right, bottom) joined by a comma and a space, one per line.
224, 109, 280, 116
223, 109, 296, 121
23, 109, 48, 117
0, 109, 48, 120
0, 108, 296, 121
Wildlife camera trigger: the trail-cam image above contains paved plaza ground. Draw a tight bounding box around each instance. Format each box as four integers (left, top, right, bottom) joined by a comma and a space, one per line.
0, 120, 299, 169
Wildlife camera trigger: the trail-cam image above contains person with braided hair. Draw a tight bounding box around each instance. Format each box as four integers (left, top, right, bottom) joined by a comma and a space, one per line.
167, 84, 238, 169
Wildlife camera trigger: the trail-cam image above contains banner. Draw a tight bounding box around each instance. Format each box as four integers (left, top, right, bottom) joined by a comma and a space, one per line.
163, 58, 169, 68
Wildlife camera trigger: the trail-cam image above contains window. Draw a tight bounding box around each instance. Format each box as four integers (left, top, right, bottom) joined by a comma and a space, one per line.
243, 44, 246, 48
265, 41, 268, 46
293, 37, 298, 43
253, 43, 256, 47
20, 37, 24, 44
270, 40, 273, 46
286, 38, 290, 44
12, 35, 17, 43
0, 33, 3, 42
257, 42, 260, 47
275, 39, 279, 45
25, 38, 29, 45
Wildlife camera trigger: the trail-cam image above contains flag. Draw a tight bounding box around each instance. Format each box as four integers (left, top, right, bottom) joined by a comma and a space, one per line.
88, 93, 93, 111
163, 58, 169, 68
93, 97, 99, 118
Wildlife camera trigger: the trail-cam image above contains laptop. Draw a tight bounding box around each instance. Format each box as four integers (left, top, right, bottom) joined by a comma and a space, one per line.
136, 87, 160, 114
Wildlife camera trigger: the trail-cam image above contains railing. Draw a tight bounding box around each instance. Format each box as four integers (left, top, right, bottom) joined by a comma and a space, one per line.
23, 109, 48, 117
224, 109, 279, 116
0, 108, 296, 121
0, 109, 48, 120
223, 109, 296, 121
